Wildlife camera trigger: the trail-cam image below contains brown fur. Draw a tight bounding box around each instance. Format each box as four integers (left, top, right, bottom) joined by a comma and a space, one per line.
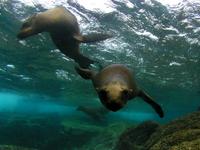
75, 64, 164, 118
92, 64, 139, 111
17, 6, 111, 68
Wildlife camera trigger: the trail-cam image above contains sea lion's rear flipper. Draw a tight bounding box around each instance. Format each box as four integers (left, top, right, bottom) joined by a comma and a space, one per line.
51, 34, 95, 68
138, 90, 164, 118
74, 33, 112, 43
75, 54, 95, 68
75, 65, 95, 80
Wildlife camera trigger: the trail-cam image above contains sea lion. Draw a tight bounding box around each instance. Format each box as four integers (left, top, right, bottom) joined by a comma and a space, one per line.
17, 6, 111, 68
76, 105, 109, 121
75, 64, 164, 118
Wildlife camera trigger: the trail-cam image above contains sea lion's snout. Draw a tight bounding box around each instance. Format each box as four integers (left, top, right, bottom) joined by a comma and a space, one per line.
98, 87, 128, 112
106, 101, 124, 112
17, 14, 40, 39
17, 27, 34, 39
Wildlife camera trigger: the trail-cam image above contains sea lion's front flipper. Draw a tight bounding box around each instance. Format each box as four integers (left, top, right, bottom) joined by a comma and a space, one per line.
74, 33, 112, 43
138, 90, 164, 118
75, 66, 95, 80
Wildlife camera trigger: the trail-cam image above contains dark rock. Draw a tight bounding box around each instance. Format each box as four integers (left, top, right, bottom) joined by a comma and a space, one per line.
146, 111, 200, 150
115, 121, 159, 150
0, 114, 99, 150
115, 111, 200, 150
79, 122, 132, 150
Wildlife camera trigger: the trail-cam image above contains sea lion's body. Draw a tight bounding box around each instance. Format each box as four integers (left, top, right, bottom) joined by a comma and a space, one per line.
75, 64, 164, 118
17, 6, 111, 68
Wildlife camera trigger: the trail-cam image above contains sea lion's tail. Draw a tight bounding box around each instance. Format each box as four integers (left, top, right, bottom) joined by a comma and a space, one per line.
74, 33, 112, 43
75, 54, 95, 68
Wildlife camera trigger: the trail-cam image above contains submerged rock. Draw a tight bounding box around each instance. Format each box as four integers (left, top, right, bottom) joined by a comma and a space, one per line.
0, 114, 101, 150
116, 121, 159, 150
146, 111, 200, 150
80, 122, 132, 150
1, 111, 200, 150
0, 113, 131, 150
115, 111, 200, 150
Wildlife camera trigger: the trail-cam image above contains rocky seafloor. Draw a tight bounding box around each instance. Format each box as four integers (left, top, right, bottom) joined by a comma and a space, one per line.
0, 111, 200, 150
116, 111, 200, 150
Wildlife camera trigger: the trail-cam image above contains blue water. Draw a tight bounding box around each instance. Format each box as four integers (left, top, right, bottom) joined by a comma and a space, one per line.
0, 0, 200, 149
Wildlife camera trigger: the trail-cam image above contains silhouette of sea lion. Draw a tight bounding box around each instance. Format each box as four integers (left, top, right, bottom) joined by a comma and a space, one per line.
17, 6, 111, 68
76, 105, 109, 121
75, 64, 164, 118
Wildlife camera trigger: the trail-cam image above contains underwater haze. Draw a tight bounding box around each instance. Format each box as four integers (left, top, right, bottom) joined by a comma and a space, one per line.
0, 0, 200, 149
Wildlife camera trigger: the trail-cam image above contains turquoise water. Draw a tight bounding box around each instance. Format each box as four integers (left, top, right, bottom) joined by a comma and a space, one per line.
0, 0, 200, 149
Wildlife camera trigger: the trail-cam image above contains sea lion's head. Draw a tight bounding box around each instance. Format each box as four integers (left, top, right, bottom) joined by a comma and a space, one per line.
17, 14, 44, 39
97, 81, 132, 112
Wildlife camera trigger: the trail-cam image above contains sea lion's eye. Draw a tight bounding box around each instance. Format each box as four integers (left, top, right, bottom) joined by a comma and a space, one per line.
99, 90, 107, 99
122, 90, 130, 100
22, 15, 36, 28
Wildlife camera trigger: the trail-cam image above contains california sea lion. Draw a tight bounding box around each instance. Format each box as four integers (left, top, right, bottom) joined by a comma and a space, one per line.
75, 64, 164, 118
76, 105, 109, 121
17, 6, 111, 68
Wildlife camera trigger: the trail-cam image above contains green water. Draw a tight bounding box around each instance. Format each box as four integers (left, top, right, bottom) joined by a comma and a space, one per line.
0, 0, 199, 149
